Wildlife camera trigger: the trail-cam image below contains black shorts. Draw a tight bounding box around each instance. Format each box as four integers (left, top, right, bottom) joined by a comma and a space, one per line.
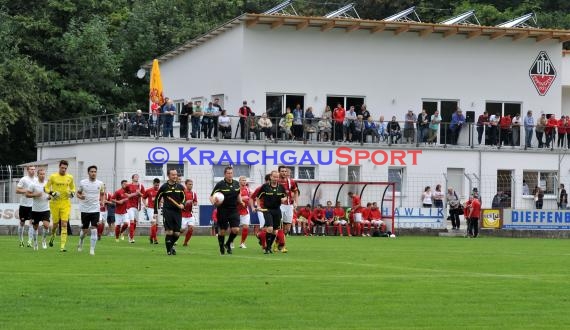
107, 215, 116, 225
262, 208, 282, 229
217, 208, 240, 230
19, 206, 32, 221
163, 208, 182, 232
31, 210, 50, 225
81, 212, 100, 229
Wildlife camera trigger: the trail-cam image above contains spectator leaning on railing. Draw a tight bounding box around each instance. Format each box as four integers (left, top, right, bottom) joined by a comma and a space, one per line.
258, 112, 273, 141
524, 110, 534, 148
427, 110, 441, 145
449, 108, 465, 146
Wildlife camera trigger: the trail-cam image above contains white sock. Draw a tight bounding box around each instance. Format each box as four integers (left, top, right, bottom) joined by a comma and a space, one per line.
42, 226, 48, 240
18, 224, 24, 241
79, 230, 85, 247
28, 225, 34, 242
90, 228, 97, 253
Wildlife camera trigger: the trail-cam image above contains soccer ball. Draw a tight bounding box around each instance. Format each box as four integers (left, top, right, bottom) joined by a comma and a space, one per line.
389, 234, 396, 238
212, 192, 225, 205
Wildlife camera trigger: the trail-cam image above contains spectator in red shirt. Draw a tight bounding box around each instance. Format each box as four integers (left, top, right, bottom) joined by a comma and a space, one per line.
239, 100, 252, 139
312, 204, 326, 236
546, 114, 558, 148
557, 116, 568, 149
465, 195, 481, 238
332, 103, 346, 142
499, 115, 512, 146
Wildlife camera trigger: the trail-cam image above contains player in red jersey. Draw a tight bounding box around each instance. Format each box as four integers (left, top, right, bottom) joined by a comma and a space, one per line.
333, 201, 349, 236
361, 202, 372, 237
312, 204, 326, 236
348, 191, 362, 236
112, 180, 129, 242
237, 176, 252, 249
277, 166, 299, 253
126, 174, 145, 243
297, 204, 313, 236
369, 202, 385, 233
143, 178, 160, 244
181, 179, 198, 246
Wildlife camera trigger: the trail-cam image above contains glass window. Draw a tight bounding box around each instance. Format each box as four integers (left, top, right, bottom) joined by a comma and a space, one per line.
167, 163, 184, 178
298, 166, 315, 180
388, 167, 404, 193
145, 162, 163, 177
347, 165, 361, 182
213, 164, 250, 178
523, 170, 557, 195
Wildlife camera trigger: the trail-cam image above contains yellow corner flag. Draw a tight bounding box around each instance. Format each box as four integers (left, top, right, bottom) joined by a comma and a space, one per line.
149, 59, 165, 106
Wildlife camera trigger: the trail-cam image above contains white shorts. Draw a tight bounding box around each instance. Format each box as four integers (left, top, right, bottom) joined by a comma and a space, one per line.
115, 213, 127, 226
371, 219, 384, 226
182, 216, 197, 229
100, 211, 107, 223
127, 207, 139, 221
335, 219, 347, 225
280, 204, 294, 224
257, 211, 265, 228
354, 212, 362, 223
240, 214, 250, 226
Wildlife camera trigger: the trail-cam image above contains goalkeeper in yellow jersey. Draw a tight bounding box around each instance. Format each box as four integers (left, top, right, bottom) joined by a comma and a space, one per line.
44, 160, 76, 252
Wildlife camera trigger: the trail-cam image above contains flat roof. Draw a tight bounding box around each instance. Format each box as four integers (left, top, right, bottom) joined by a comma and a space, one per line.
149, 13, 570, 67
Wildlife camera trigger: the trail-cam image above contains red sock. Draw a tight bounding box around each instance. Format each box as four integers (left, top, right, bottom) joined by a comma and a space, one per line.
277, 230, 285, 247
120, 223, 128, 234
367, 222, 372, 234
97, 223, 104, 237
346, 224, 351, 236
129, 222, 135, 239
115, 225, 120, 239
184, 228, 193, 245
337, 223, 342, 235
258, 230, 267, 249
241, 227, 248, 244
150, 224, 157, 241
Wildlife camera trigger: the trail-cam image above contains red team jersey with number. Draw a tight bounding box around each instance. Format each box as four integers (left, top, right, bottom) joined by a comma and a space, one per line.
126, 183, 145, 209
182, 190, 197, 218
143, 187, 158, 208
237, 186, 251, 216
280, 178, 299, 204
113, 188, 129, 215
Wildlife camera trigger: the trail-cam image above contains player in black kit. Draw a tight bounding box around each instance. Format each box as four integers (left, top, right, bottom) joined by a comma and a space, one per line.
154, 169, 185, 255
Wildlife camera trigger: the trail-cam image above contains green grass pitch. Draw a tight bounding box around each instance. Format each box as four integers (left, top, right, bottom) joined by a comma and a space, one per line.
1, 234, 569, 329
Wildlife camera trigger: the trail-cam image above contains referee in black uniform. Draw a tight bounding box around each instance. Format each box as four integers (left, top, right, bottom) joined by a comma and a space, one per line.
210, 166, 242, 255
154, 169, 185, 255
250, 170, 287, 254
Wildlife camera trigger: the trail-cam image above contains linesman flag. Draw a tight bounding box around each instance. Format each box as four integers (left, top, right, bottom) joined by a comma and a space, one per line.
149, 59, 165, 106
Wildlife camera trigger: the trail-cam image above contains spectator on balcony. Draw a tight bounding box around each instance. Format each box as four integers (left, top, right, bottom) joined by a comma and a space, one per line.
387, 116, 401, 144
191, 100, 203, 139
258, 112, 273, 141
536, 113, 546, 148
511, 114, 521, 146
360, 104, 371, 121
499, 114, 512, 146
417, 109, 429, 144
364, 117, 379, 143
546, 114, 558, 148
150, 102, 160, 137
318, 106, 332, 142
202, 102, 215, 139
427, 110, 441, 145
524, 110, 534, 148
488, 113, 499, 146
449, 108, 465, 145
292, 104, 304, 141
476, 111, 488, 145
238, 101, 252, 140
353, 115, 365, 143
179, 100, 192, 139
304, 107, 316, 140
404, 110, 416, 144
218, 110, 232, 139
161, 99, 175, 138
377, 115, 388, 142
557, 116, 568, 148
130, 109, 148, 136
333, 103, 345, 142
212, 98, 222, 139
344, 106, 357, 142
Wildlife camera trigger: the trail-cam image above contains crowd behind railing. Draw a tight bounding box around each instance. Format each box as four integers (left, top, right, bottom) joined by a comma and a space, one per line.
36, 102, 570, 150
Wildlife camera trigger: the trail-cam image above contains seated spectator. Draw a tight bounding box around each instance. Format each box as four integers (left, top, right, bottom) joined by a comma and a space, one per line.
297, 204, 312, 236
130, 109, 148, 136
318, 106, 332, 142
353, 115, 365, 143
369, 202, 385, 233
258, 112, 273, 140
312, 204, 326, 236
279, 107, 294, 140
377, 116, 388, 142
387, 116, 402, 144
247, 111, 260, 140
218, 110, 232, 139
304, 107, 317, 140
364, 117, 380, 143
333, 201, 350, 236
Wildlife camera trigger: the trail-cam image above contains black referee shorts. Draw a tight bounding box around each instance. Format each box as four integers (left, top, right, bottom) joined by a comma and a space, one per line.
19, 206, 32, 221
217, 208, 240, 230
163, 208, 182, 232
263, 208, 282, 229
81, 212, 100, 229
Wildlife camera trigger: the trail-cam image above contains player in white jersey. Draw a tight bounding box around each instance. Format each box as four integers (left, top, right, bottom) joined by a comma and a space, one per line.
16, 166, 37, 247
76, 165, 105, 255
25, 168, 51, 250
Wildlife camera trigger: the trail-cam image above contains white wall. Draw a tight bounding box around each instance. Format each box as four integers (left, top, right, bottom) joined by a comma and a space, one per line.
562, 52, 570, 87
241, 25, 562, 118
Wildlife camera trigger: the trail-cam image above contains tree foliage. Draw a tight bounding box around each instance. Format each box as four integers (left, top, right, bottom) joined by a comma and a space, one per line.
0, 0, 569, 163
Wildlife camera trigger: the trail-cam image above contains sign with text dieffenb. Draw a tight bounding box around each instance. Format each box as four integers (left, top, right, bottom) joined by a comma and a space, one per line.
503, 209, 570, 230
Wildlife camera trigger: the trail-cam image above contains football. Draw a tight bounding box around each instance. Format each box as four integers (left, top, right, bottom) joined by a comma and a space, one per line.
212, 192, 225, 205
390, 234, 396, 238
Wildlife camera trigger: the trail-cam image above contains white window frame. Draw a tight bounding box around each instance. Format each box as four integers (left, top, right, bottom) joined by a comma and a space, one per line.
523, 170, 558, 196
145, 162, 185, 180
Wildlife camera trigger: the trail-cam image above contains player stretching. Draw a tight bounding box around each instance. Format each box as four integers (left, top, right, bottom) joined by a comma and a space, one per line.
238, 176, 251, 249
112, 180, 129, 242
181, 179, 198, 247
278, 166, 299, 253
44, 160, 75, 252
154, 169, 185, 255
76, 166, 105, 255
26, 168, 50, 250
210, 166, 242, 255
143, 178, 160, 244
126, 174, 145, 243
250, 170, 287, 254
16, 166, 36, 247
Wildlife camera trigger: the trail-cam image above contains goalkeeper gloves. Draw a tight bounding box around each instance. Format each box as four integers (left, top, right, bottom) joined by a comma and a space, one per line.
49, 191, 60, 198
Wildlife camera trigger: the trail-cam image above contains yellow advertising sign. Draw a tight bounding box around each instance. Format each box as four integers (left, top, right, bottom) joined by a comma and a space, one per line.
482, 209, 501, 229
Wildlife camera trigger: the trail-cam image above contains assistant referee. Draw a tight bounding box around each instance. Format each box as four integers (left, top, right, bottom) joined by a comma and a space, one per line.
154, 169, 185, 255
